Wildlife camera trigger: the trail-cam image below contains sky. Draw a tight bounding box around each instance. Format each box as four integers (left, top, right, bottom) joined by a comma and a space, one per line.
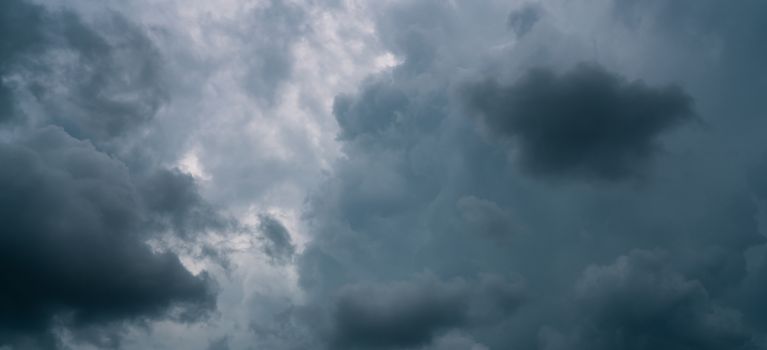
1, 0, 767, 349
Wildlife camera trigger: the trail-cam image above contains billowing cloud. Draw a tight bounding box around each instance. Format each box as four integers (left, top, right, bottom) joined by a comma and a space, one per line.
0, 128, 214, 347
329, 275, 524, 349
139, 169, 228, 237
334, 76, 409, 141
241, 0, 308, 104
0, 0, 166, 142
296, 0, 767, 349
545, 250, 752, 350
5, 0, 767, 349
463, 63, 694, 181
330, 278, 468, 349
0, 1, 228, 347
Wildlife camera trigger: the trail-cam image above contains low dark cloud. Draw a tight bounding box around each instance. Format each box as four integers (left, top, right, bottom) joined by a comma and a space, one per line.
0, 1, 223, 347
464, 63, 694, 181
34, 14, 167, 142
550, 250, 752, 350
6, 0, 767, 348
295, 1, 767, 349
0, 128, 214, 347
0, 0, 45, 123
329, 275, 524, 349
0, 0, 166, 141
258, 214, 296, 263
140, 169, 228, 237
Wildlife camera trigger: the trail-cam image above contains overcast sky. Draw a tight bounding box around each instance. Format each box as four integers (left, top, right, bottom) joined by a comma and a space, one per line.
2, 0, 767, 349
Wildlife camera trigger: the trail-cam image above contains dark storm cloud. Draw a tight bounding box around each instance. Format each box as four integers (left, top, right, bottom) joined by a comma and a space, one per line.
331, 278, 467, 349
0, 0, 45, 123
0, 128, 214, 346
34, 14, 167, 142
329, 275, 524, 349
463, 63, 694, 181
296, 0, 767, 349
258, 214, 296, 263
5, 0, 763, 347
0, 0, 166, 141
139, 169, 229, 237
552, 250, 752, 350
0, 1, 227, 347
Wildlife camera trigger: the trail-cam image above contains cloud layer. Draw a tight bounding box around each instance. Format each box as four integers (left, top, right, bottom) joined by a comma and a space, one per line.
464, 63, 694, 180
4, 0, 767, 349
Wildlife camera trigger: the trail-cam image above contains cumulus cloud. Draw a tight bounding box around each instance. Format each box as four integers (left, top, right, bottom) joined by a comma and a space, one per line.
463, 63, 694, 181
329, 275, 524, 349
334, 76, 409, 141
0, 0, 166, 141
0, 128, 214, 347
561, 250, 752, 350
0, 1, 230, 347
297, 1, 767, 349
5, 0, 767, 349
139, 169, 229, 237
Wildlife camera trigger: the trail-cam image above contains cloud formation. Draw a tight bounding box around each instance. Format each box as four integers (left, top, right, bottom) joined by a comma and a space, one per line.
564, 250, 751, 350
464, 63, 694, 181
258, 214, 296, 263
0, 128, 214, 346
0, 1, 224, 347
507, 3, 542, 37
296, 1, 767, 349
329, 275, 524, 349
5, 0, 767, 349
0, 0, 166, 141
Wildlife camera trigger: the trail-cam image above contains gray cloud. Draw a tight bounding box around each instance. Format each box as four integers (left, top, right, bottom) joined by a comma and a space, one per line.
463, 63, 694, 181
0, 0, 167, 142
5, 0, 767, 348
507, 3, 542, 37
554, 250, 752, 350
0, 127, 214, 347
258, 214, 296, 263
139, 169, 229, 238
334, 76, 409, 141
296, 1, 767, 349
242, 0, 307, 104
0, 0, 46, 123
329, 275, 524, 350
206, 335, 231, 350
0, 1, 230, 347
456, 196, 518, 240
330, 278, 468, 349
